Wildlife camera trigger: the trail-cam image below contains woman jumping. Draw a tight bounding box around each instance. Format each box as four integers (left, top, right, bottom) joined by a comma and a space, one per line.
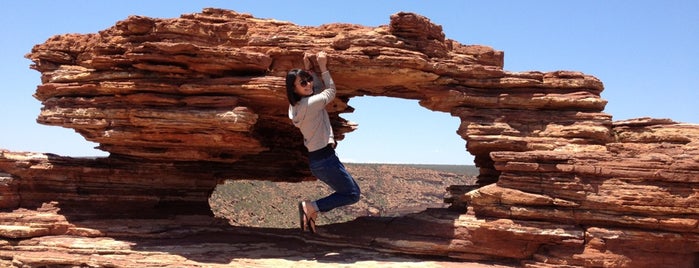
286, 51, 361, 233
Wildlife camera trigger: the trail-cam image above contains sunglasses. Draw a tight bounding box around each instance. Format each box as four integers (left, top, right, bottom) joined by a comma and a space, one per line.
299, 76, 313, 87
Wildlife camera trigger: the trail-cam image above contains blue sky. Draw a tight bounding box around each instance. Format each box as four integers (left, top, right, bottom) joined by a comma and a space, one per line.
1, 1, 697, 165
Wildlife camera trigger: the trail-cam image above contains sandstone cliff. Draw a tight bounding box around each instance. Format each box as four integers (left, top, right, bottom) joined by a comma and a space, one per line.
1, 8, 697, 267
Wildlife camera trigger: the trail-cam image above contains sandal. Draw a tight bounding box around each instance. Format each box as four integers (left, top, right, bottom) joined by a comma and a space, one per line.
307, 213, 317, 234
300, 201, 318, 234
298, 201, 308, 232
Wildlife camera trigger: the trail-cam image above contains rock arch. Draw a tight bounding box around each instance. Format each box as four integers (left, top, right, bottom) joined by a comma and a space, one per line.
25, 8, 608, 184
2, 8, 698, 267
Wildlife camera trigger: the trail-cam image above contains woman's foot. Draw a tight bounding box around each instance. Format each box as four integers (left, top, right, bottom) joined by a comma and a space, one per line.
299, 200, 318, 234
297, 201, 308, 232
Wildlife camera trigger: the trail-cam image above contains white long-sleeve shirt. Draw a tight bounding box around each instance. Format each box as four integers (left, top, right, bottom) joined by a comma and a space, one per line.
288, 71, 336, 152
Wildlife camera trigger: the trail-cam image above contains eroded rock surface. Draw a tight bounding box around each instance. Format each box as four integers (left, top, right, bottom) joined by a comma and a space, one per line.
1, 8, 697, 267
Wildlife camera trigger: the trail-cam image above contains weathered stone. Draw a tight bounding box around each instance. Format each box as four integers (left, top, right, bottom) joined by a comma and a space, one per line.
1, 8, 697, 267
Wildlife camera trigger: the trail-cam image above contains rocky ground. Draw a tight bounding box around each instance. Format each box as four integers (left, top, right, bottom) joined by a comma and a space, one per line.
4, 228, 515, 268
1, 211, 518, 268
2, 163, 520, 267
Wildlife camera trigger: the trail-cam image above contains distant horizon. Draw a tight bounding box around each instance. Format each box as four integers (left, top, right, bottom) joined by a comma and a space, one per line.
344, 162, 474, 166
0, 149, 476, 166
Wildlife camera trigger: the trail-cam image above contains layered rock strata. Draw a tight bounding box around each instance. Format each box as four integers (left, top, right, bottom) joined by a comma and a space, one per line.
1, 8, 697, 267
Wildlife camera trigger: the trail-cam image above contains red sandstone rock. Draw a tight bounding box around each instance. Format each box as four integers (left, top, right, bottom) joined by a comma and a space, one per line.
1, 8, 697, 267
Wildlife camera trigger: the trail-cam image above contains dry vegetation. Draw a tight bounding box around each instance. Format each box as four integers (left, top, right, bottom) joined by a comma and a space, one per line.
209, 164, 477, 228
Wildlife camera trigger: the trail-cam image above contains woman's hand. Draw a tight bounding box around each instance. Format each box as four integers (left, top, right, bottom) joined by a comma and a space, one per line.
316, 51, 328, 72
303, 52, 313, 70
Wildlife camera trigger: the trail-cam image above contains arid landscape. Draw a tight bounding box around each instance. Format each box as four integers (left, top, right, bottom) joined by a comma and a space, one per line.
2, 8, 698, 267
210, 163, 478, 228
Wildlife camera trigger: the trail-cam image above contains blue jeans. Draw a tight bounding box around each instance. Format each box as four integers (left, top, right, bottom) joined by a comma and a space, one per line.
309, 147, 361, 212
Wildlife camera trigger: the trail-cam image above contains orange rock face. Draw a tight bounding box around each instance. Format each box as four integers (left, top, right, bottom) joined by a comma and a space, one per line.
1, 8, 697, 267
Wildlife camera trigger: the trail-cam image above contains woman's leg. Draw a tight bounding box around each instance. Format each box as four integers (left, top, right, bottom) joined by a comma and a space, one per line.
309, 154, 361, 212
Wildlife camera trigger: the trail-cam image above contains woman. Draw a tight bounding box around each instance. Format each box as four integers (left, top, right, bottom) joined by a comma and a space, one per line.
286, 51, 361, 233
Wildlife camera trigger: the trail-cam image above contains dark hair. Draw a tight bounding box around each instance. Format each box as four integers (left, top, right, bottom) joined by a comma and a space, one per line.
285, 69, 313, 105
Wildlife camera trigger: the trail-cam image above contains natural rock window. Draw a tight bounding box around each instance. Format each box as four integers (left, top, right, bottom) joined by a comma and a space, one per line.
209, 96, 476, 228
1, 8, 697, 267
